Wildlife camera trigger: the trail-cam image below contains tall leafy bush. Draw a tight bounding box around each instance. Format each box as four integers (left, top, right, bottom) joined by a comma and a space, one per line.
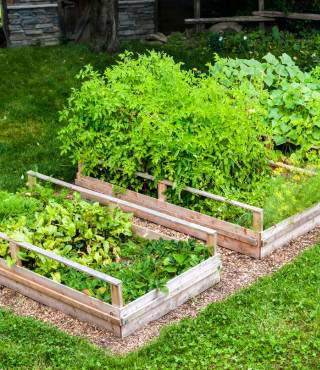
59, 52, 271, 199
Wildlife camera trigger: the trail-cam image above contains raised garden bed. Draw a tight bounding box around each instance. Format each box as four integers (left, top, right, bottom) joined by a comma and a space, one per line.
75, 165, 320, 259
0, 172, 221, 337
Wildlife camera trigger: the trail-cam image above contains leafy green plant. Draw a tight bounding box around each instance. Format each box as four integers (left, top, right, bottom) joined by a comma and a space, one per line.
59, 51, 271, 211
0, 186, 210, 304
210, 53, 320, 163
263, 171, 320, 227
0, 191, 41, 226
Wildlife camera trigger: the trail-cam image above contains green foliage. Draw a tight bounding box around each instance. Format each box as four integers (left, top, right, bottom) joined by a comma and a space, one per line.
210, 53, 320, 163
0, 187, 209, 304
0, 191, 41, 225
0, 245, 319, 369
59, 51, 271, 203
57, 238, 209, 303
123, 30, 320, 72
263, 172, 320, 226
1, 32, 319, 192
0, 45, 113, 192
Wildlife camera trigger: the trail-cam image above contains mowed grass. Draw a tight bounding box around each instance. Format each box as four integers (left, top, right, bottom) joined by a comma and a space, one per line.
0, 245, 319, 369
0, 45, 113, 191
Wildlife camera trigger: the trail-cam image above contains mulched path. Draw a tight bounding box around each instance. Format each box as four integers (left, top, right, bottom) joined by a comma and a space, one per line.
0, 226, 319, 354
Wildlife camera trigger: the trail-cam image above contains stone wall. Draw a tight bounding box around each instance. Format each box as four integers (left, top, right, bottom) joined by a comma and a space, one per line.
2, 0, 155, 47
4, 0, 60, 47
118, 0, 156, 39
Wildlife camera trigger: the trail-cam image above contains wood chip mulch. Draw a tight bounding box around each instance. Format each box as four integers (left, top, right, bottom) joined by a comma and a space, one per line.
0, 226, 319, 355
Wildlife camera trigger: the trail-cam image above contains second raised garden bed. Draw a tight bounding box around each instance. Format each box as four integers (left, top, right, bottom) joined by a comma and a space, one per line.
74, 164, 320, 259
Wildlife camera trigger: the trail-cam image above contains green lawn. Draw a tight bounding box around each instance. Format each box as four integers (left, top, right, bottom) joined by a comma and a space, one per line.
1, 33, 319, 192
0, 45, 113, 191
0, 245, 319, 369
1, 41, 320, 369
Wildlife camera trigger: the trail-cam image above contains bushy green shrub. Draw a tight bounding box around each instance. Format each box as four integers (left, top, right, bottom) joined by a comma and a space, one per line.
59, 52, 271, 199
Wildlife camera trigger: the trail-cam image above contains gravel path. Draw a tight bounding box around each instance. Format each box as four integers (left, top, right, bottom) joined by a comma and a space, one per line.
0, 226, 319, 355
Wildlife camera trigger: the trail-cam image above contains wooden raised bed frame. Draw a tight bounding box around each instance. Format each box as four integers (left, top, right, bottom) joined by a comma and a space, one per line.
74, 164, 320, 259
0, 173, 221, 338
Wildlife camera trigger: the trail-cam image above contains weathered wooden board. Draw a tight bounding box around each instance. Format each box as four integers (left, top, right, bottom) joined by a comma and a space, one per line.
132, 224, 176, 241
75, 174, 261, 257
0, 259, 122, 335
261, 203, 320, 257
185, 16, 275, 24
120, 255, 221, 337
253, 10, 320, 21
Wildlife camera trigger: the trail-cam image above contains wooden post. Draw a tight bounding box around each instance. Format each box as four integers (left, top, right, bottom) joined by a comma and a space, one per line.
9, 242, 22, 267
158, 182, 167, 202
259, 0, 265, 31
253, 211, 264, 232
111, 284, 123, 307
206, 232, 217, 256
194, 0, 201, 32
77, 163, 84, 180
27, 174, 37, 189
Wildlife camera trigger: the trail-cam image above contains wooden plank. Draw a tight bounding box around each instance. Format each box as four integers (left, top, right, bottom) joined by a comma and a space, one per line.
207, 233, 217, 256
111, 285, 124, 308
0, 259, 120, 318
132, 224, 176, 241
27, 174, 37, 189
0, 273, 122, 336
75, 174, 260, 256
158, 182, 167, 202
120, 255, 221, 318
0, 232, 122, 287
261, 212, 320, 257
9, 241, 22, 267
185, 16, 275, 24
253, 211, 263, 232
121, 267, 220, 337
76, 175, 258, 241
121, 259, 220, 321
253, 10, 320, 21
0, 260, 121, 324
7, 4, 58, 10
262, 203, 320, 242
259, 0, 265, 11
136, 171, 263, 214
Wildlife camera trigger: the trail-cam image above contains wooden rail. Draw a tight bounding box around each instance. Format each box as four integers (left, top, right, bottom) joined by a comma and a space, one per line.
269, 160, 317, 176
185, 16, 275, 25
0, 232, 124, 307
27, 171, 218, 252
135, 171, 264, 232
253, 10, 320, 21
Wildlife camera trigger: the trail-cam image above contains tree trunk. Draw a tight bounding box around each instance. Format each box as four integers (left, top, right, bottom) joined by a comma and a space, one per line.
89, 0, 118, 52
